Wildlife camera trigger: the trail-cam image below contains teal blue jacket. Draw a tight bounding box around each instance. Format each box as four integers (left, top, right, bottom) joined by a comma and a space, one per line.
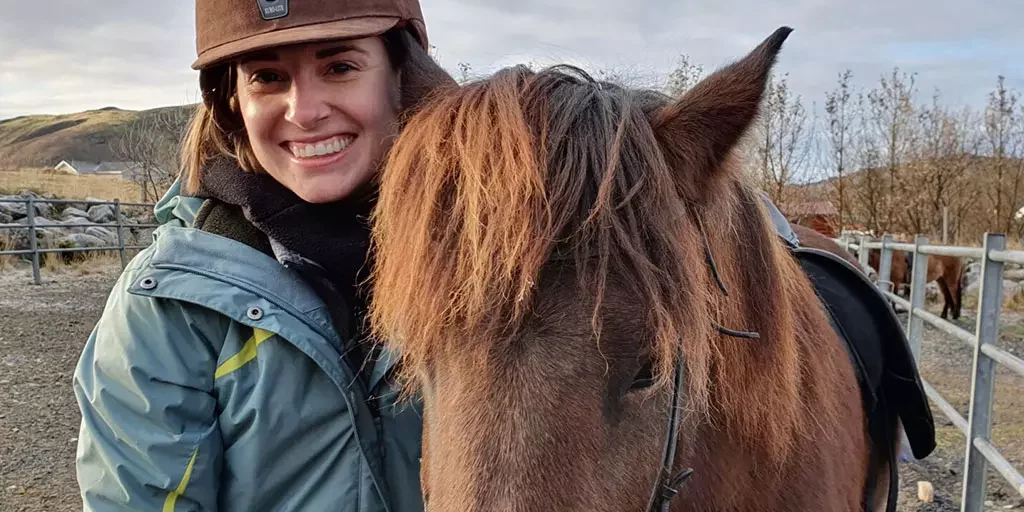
73, 180, 424, 511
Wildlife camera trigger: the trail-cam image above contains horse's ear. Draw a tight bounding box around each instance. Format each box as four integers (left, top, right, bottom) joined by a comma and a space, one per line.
652, 26, 792, 201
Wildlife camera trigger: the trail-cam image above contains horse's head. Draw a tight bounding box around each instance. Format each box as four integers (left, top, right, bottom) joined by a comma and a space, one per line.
370, 27, 842, 511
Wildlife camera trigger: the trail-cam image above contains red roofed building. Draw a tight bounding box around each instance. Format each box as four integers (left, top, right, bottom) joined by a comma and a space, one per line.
783, 200, 840, 238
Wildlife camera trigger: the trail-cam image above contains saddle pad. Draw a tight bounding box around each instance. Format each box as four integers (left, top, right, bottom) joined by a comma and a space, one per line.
792, 246, 936, 460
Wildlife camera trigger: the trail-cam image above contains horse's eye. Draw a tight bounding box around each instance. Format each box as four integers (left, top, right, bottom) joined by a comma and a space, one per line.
630, 360, 655, 390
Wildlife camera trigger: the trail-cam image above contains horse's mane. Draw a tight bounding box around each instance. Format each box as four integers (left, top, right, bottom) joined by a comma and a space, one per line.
370, 62, 842, 462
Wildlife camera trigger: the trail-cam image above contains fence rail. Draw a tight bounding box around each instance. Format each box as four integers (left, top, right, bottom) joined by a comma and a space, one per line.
837, 231, 1024, 510
0, 197, 158, 284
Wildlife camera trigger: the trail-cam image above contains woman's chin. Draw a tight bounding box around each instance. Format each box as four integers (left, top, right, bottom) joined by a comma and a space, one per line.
289, 173, 363, 204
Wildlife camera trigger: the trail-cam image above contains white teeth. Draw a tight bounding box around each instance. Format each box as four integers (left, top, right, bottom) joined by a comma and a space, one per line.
290, 136, 352, 159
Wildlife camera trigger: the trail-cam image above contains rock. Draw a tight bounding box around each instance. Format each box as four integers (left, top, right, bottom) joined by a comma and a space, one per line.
0, 212, 12, 224
917, 481, 934, 503
965, 281, 980, 297
1005, 269, 1024, 281
965, 262, 983, 287
1012, 282, 1024, 299
16, 216, 58, 228
5, 227, 58, 250
61, 217, 92, 234
85, 227, 117, 245
962, 279, 1019, 299
87, 204, 115, 224
0, 196, 27, 219
32, 201, 53, 219
57, 233, 106, 249
60, 207, 89, 219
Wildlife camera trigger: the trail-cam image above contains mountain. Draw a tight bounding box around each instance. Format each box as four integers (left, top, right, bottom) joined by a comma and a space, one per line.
0, 105, 195, 169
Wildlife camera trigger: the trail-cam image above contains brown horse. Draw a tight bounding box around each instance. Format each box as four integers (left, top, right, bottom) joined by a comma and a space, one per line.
867, 249, 965, 320
369, 28, 895, 511
793, 224, 862, 269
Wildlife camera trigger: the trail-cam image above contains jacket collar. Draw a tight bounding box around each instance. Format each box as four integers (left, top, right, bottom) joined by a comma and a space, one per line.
147, 179, 402, 392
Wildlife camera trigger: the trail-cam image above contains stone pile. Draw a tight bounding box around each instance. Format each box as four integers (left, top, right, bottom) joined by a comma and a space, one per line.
0, 190, 157, 254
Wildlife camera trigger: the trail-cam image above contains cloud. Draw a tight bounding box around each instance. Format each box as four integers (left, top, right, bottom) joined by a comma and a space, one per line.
2, 0, 1021, 119
0, 0, 199, 118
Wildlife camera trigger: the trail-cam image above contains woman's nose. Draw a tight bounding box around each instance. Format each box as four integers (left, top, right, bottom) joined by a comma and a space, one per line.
284, 81, 331, 129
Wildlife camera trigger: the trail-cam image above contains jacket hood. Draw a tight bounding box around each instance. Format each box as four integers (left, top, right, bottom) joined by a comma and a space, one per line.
154, 178, 206, 227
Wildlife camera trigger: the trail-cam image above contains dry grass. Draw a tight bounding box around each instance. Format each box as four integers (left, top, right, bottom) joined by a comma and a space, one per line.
0, 168, 141, 201
0, 248, 130, 278
0, 231, 16, 270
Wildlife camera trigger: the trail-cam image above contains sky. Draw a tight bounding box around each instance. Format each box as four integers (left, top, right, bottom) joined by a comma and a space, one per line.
1, 0, 1022, 121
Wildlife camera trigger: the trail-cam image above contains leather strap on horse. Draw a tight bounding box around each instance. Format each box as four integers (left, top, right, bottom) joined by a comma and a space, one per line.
645, 355, 694, 512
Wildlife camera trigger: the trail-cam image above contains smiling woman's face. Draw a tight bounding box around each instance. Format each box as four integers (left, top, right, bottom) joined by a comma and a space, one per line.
235, 36, 401, 203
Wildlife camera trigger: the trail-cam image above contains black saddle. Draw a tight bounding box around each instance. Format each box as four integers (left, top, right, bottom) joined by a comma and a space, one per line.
759, 194, 936, 512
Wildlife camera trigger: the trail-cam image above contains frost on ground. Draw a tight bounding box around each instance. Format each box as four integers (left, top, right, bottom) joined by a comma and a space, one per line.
1, 264, 1023, 510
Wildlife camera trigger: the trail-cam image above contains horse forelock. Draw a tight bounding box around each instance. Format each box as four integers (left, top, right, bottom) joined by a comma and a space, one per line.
368, 64, 842, 467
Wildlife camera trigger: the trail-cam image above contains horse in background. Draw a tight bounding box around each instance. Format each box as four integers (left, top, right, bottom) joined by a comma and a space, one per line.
867, 248, 965, 320
369, 28, 910, 511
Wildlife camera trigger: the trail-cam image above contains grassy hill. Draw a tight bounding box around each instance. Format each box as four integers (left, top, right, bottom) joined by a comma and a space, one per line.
0, 105, 195, 169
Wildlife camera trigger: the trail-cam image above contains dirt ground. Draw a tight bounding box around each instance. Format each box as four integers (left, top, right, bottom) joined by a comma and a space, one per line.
1, 264, 1023, 511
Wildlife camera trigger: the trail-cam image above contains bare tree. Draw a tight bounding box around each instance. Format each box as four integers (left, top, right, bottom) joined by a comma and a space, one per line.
114, 107, 190, 202
866, 67, 919, 233
664, 53, 704, 97
824, 69, 855, 229
982, 75, 1024, 235
850, 91, 886, 234
457, 62, 474, 84
755, 72, 812, 207
912, 92, 981, 241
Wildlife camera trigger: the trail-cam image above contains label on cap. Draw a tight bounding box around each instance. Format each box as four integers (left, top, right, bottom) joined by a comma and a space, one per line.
257, 0, 288, 20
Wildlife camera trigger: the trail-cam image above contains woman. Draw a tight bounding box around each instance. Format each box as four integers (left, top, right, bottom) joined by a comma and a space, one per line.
72, 0, 454, 510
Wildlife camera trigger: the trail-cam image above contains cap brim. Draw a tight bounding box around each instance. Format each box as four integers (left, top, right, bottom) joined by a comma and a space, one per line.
192, 17, 402, 70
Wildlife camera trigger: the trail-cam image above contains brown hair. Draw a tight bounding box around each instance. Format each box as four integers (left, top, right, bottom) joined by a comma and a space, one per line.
179, 27, 449, 194
369, 28, 840, 455
370, 65, 716, 404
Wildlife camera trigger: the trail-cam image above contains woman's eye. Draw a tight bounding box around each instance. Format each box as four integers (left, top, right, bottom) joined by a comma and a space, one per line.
251, 71, 282, 84
329, 63, 355, 75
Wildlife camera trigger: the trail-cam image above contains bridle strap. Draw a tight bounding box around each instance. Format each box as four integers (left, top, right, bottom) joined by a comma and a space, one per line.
646, 356, 693, 512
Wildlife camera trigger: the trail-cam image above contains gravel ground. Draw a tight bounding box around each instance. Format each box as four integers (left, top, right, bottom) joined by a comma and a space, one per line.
0, 265, 122, 511
0, 264, 1023, 511
894, 304, 1024, 511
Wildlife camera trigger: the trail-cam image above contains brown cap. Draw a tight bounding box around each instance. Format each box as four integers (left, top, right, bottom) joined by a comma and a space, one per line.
193, 0, 428, 70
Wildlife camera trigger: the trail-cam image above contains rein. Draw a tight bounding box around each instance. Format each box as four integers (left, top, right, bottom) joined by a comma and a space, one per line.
547, 212, 760, 511
645, 214, 760, 512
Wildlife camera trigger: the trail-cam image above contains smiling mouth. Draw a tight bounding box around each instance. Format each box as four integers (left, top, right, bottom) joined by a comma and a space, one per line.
287, 135, 354, 159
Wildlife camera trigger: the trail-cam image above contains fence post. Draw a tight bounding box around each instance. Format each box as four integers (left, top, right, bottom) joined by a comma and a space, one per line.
878, 234, 894, 294
961, 232, 1006, 512
906, 235, 930, 363
858, 234, 870, 273
26, 196, 40, 285
113, 199, 126, 269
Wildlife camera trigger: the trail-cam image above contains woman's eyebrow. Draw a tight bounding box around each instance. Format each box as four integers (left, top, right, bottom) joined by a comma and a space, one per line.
315, 44, 367, 59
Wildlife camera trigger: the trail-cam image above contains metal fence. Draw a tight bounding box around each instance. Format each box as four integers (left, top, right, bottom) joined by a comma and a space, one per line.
838, 232, 1024, 511
0, 197, 159, 284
